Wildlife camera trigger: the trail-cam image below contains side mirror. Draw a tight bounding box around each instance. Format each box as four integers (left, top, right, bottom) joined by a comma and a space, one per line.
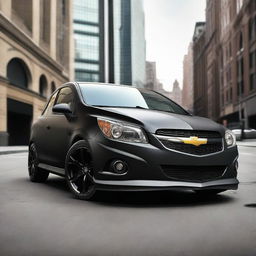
52, 103, 72, 114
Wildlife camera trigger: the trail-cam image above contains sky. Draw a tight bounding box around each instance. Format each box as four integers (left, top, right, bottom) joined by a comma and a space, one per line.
144, 0, 206, 91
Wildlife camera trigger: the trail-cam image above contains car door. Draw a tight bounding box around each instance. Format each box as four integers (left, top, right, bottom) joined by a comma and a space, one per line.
35, 90, 59, 164
46, 86, 76, 167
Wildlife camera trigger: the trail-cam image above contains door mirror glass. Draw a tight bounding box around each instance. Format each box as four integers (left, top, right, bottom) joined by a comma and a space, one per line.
52, 103, 72, 114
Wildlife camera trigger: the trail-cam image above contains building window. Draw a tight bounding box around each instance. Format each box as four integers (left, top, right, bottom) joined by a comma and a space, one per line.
236, 0, 244, 13
74, 0, 99, 23
75, 71, 99, 82
56, 0, 67, 66
7, 58, 30, 88
249, 49, 256, 91
74, 33, 99, 61
12, 0, 33, 34
250, 50, 256, 69
239, 32, 243, 50
73, 23, 99, 34
39, 75, 48, 97
250, 74, 256, 91
237, 57, 244, 96
75, 62, 99, 71
249, 17, 256, 42
51, 82, 56, 93
40, 0, 51, 45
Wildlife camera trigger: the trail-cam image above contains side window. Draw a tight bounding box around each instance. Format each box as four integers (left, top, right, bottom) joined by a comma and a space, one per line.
55, 87, 74, 111
43, 91, 58, 116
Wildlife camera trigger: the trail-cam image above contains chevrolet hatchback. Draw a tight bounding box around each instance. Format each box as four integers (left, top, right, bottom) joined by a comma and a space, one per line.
28, 82, 239, 200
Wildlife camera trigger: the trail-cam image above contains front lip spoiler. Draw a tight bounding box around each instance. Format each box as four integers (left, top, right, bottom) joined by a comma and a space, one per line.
93, 178, 239, 190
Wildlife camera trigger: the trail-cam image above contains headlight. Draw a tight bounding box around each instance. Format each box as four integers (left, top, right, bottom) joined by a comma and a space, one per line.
225, 130, 236, 147
97, 118, 148, 143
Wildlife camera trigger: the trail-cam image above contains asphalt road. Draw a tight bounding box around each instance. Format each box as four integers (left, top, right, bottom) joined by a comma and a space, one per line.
0, 146, 256, 256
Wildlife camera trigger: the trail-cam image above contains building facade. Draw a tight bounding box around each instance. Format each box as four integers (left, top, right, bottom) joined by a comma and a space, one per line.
74, 0, 146, 87
219, 0, 256, 129
192, 0, 256, 128
193, 22, 208, 117
182, 42, 194, 112
0, 0, 73, 145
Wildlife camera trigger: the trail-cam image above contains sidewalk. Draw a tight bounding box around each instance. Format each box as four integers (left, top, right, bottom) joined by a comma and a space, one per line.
0, 146, 28, 155
236, 139, 256, 147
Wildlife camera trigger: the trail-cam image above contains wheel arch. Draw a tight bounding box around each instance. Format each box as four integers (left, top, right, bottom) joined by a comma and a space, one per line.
70, 135, 86, 146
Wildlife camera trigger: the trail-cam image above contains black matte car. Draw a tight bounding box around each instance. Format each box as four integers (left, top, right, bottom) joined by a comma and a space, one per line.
28, 82, 239, 200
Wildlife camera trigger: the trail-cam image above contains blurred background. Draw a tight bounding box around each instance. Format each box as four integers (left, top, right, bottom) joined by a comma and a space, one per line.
0, 0, 255, 146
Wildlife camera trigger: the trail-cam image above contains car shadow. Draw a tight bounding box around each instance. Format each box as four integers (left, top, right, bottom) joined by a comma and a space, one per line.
93, 190, 235, 208
48, 176, 235, 208
23, 176, 236, 208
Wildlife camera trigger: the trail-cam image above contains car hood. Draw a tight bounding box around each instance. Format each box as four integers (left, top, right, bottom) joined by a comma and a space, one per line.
100, 107, 224, 134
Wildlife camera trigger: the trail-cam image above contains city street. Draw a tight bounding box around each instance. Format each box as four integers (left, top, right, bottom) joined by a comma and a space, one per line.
0, 146, 256, 256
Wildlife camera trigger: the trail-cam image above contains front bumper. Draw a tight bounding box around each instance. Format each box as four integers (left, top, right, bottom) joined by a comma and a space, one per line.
89, 134, 239, 192
94, 178, 239, 191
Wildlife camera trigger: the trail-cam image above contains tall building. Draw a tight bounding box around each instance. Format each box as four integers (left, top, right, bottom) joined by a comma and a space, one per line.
193, 22, 208, 117
145, 61, 157, 90
182, 42, 194, 112
205, 0, 221, 121
112, 0, 146, 87
219, 0, 256, 128
73, 0, 146, 87
156, 80, 172, 99
171, 80, 182, 105
73, 0, 105, 82
192, 0, 256, 128
0, 0, 73, 146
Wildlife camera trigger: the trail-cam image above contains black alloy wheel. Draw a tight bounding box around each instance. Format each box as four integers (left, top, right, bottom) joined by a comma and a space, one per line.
65, 141, 96, 200
28, 143, 49, 182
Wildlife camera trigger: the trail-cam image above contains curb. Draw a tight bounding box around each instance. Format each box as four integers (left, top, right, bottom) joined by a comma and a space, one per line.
237, 145, 256, 148
0, 150, 28, 155
237, 142, 256, 147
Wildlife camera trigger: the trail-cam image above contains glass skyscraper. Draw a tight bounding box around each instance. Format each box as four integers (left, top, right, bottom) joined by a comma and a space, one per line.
73, 0, 146, 87
73, 0, 105, 82
111, 0, 146, 87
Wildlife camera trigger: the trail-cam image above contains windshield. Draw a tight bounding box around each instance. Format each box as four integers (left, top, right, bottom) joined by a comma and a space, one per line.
79, 83, 188, 115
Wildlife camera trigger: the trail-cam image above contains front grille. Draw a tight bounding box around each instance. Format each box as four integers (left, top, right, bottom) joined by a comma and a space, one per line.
156, 129, 221, 138
161, 165, 226, 182
156, 129, 223, 155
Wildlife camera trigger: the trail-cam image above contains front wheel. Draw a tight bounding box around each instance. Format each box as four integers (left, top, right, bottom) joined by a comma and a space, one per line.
65, 140, 96, 200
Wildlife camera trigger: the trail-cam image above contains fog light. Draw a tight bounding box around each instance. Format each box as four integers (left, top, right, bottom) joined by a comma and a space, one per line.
112, 160, 127, 174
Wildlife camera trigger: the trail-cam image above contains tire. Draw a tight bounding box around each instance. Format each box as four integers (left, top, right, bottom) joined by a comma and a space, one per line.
65, 140, 96, 200
28, 143, 49, 182
194, 189, 226, 196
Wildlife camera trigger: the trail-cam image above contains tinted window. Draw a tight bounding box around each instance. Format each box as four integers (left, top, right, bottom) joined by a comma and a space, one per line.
43, 91, 58, 116
55, 87, 74, 110
79, 84, 188, 115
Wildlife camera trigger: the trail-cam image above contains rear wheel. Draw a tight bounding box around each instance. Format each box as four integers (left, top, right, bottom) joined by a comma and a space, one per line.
194, 189, 226, 196
65, 141, 96, 200
28, 143, 49, 182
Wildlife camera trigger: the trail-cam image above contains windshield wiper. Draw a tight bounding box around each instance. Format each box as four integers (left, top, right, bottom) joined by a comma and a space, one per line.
93, 105, 148, 109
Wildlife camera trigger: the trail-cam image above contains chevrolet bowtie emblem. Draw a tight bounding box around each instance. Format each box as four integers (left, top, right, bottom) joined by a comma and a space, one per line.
181, 136, 207, 147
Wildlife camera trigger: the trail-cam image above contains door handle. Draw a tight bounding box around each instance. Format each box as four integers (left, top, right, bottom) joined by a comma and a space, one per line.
46, 126, 51, 130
